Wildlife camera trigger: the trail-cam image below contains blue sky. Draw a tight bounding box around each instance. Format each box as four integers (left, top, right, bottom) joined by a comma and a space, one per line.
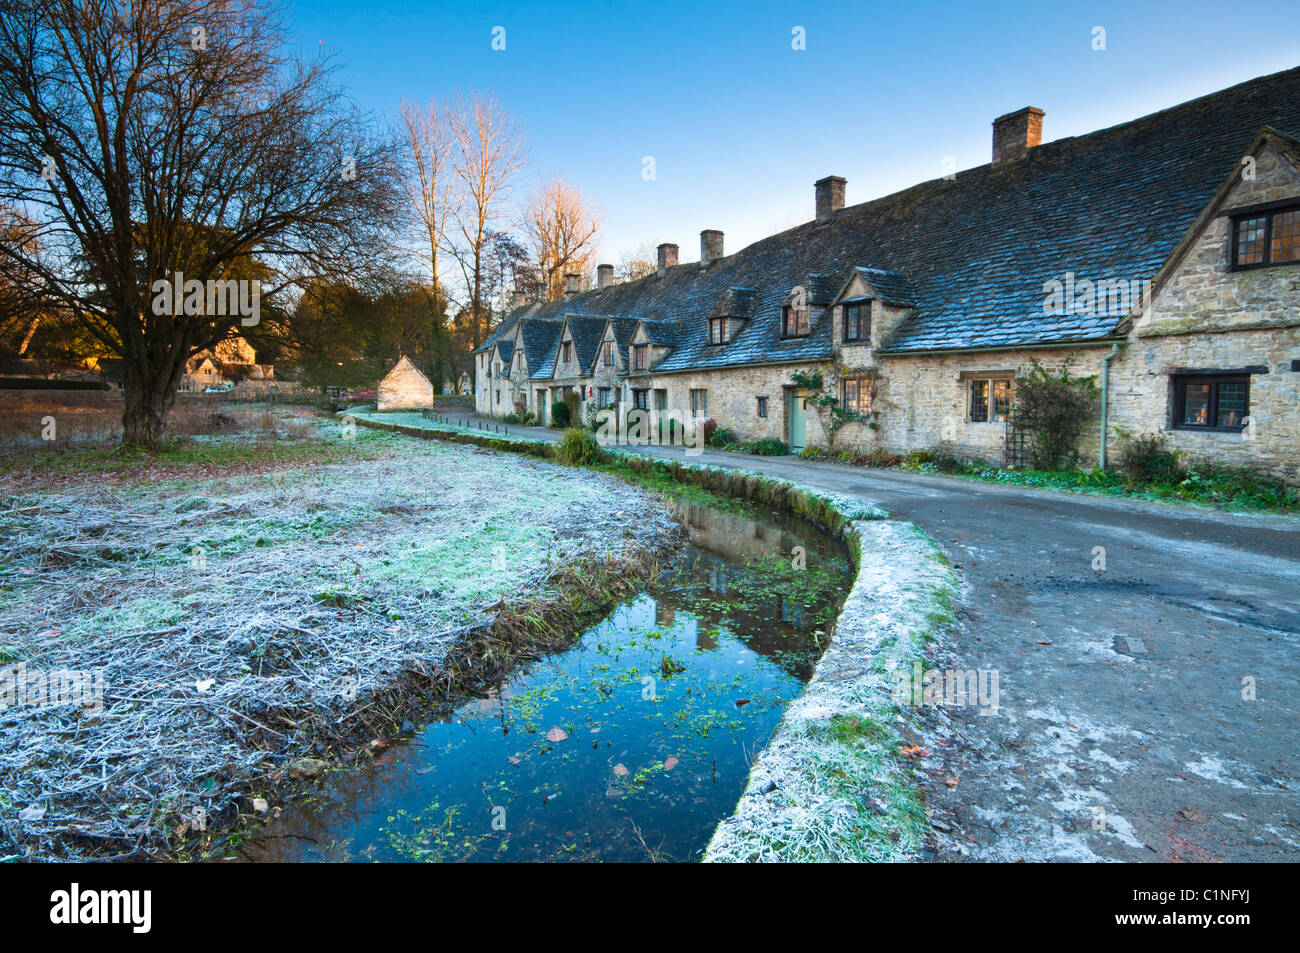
286, 0, 1300, 266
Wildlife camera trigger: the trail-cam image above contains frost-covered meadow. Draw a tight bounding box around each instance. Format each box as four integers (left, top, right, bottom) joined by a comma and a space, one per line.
0, 422, 674, 859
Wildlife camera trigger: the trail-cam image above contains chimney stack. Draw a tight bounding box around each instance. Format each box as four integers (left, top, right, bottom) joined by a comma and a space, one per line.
596, 263, 615, 289
992, 107, 1044, 166
815, 176, 845, 222
510, 287, 528, 310
700, 230, 724, 268
564, 273, 581, 298
656, 242, 678, 276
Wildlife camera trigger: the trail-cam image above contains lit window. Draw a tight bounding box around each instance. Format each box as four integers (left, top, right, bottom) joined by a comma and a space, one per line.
1232, 204, 1300, 268
1174, 374, 1249, 430
968, 377, 1012, 423
782, 305, 809, 337
842, 378, 871, 415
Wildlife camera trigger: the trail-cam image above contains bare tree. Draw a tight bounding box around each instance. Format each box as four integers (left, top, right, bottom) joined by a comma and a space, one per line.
446, 94, 527, 353
526, 178, 601, 301
399, 97, 459, 387
617, 241, 658, 283
0, 0, 401, 447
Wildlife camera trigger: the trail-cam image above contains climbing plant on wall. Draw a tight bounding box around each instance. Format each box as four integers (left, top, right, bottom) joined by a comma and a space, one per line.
791, 364, 879, 452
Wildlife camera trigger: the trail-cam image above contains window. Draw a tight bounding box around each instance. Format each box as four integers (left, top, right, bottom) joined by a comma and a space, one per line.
1173, 374, 1249, 430
495, 389, 500, 405
709, 318, 726, 344
690, 389, 708, 417
842, 378, 871, 415
757, 396, 768, 418
1232, 204, 1300, 268
843, 302, 870, 343
968, 377, 1012, 423
782, 305, 809, 337
597, 387, 612, 409
633, 343, 648, 370
603, 341, 614, 365
561, 341, 572, 363
633, 389, 649, 411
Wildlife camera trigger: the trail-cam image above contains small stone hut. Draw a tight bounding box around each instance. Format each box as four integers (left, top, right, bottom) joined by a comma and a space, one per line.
377, 355, 433, 411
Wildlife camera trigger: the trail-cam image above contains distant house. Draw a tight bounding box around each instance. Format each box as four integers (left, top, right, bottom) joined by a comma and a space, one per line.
377, 356, 433, 411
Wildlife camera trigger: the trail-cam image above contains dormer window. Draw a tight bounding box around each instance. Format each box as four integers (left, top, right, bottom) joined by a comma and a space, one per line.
843, 302, 870, 343
633, 343, 648, 370
562, 341, 572, 363
603, 341, 614, 365
1232, 203, 1300, 269
782, 304, 809, 338
709, 318, 727, 344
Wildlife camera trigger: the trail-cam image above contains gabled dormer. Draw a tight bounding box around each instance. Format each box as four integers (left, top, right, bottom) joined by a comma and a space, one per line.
626, 319, 679, 374
706, 287, 757, 345
828, 267, 918, 350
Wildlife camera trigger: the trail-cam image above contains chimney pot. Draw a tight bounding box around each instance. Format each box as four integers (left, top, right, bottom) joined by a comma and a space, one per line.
700, 230, 724, 268
564, 273, 581, 298
596, 263, 615, 289
656, 243, 678, 275
992, 107, 1044, 166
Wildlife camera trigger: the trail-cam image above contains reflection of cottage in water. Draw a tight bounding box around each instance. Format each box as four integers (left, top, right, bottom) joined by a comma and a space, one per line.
669, 501, 801, 562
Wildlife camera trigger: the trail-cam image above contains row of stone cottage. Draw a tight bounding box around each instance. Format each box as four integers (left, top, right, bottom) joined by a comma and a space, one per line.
476, 67, 1300, 480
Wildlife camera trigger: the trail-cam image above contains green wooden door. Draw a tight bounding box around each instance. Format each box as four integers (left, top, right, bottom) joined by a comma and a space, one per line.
788, 394, 807, 451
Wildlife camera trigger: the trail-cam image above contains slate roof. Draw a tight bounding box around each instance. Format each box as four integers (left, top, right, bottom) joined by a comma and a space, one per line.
494, 340, 513, 364
519, 320, 562, 379
562, 315, 609, 373
478, 66, 1300, 367
639, 319, 681, 348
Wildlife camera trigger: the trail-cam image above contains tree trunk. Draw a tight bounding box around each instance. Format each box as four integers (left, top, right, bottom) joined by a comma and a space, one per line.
121, 359, 180, 450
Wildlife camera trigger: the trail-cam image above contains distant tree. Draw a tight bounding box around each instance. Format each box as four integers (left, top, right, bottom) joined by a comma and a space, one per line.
0, 0, 401, 447
446, 94, 528, 357
525, 178, 601, 301
617, 242, 658, 283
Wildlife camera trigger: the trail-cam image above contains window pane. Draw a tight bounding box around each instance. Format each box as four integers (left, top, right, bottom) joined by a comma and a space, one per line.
992, 380, 1012, 422
1271, 209, 1300, 263
970, 380, 989, 422
1181, 382, 1210, 425
1215, 381, 1248, 427
1235, 215, 1267, 265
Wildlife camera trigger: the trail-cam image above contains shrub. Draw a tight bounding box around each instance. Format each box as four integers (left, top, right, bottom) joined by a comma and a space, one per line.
1117, 432, 1184, 485
1013, 359, 1100, 470
555, 427, 607, 466
798, 447, 827, 459
502, 412, 521, 425
708, 424, 738, 448
746, 438, 790, 456
550, 399, 571, 428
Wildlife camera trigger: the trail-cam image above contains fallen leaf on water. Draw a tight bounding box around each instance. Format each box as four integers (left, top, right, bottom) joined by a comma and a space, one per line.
18, 805, 45, 822
664, 756, 679, 771
1037, 640, 1053, 646
900, 745, 929, 759
735, 698, 749, 707
545, 727, 568, 743
195, 678, 215, 693
252, 798, 269, 813
507, 755, 521, 765
945, 775, 960, 787
612, 763, 629, 777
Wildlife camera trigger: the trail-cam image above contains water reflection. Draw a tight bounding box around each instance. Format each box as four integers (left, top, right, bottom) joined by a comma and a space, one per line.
238, 497, 850, 863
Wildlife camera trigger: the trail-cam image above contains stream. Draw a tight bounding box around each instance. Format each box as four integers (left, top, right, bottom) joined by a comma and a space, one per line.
239, 496, 852, 862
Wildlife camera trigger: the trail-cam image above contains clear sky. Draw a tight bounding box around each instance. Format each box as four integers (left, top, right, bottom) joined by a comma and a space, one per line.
285, 0, 1300, 267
